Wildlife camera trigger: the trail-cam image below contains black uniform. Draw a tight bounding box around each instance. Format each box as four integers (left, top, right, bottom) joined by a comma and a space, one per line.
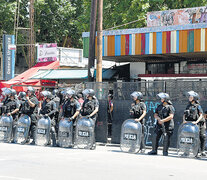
62, 99, 81, 122
18, 98, 26, 118
53, 95, 60, 133
21, 95, 39, 142
81, 97, 99, 124
3, 98, 20, 140
185, 102, 206, 153
107, 100, 113, 137
40, 99, 57, 146
81, 97, 99, 146
152, 103, 175, 154
130, 101, 146, 150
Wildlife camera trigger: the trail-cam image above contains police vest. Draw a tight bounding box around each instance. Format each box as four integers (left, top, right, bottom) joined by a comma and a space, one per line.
5, 99, 18, 114
82, 99, 96, 116
130, 103, 143, 118
63, 100, 77, 118
41, 100, 55, 115
21, 97, 38, 115
185, 104, 200, 122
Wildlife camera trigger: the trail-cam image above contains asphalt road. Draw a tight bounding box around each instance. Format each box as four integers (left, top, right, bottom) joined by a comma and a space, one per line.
0, 143, 206, 180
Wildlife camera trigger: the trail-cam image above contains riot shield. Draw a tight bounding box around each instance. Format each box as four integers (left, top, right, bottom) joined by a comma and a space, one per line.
14, 115, 31, 144
35, 116, 51, 146
177, 122, 200, 158
75, 117, 94, 149
120, 119, 142, 153
58, 118, 73, 148
0, 115, 13, 142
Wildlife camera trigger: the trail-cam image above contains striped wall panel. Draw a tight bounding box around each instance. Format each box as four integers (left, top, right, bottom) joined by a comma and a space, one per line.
83, 28, 207, 58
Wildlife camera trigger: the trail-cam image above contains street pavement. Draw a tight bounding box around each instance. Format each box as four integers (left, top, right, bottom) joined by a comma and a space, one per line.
0, 143, 206, 180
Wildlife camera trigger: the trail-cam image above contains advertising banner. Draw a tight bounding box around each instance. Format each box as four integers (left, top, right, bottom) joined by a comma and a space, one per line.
147, 6, 207, 27
3, 35, 15, 81
37, 43, 57, 62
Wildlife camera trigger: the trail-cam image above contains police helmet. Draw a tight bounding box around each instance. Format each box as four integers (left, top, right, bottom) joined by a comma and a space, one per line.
27, 86, 35, 94
82, 89, 95, 97
186, 91, 199, 101
11, 89, 17, 96
157, 92, 170, 102
3, 88, 12, 96
18, 91, 26, 99
65, 89, 75, 98
131, 91, 143, 101
41, 91, 52, 99
52, 89, 59, 96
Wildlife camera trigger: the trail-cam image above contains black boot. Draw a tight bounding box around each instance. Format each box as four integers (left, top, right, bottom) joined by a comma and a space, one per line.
148, 150, 157, 155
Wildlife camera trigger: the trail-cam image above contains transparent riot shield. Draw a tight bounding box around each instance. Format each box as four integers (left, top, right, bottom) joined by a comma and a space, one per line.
14, 115, 31, 144
35, 116, 51, 146
177, 122, 200, 158
120, 119, 142, 153
0, 115, 13, 142
75, 117, 94, 149
58, 118, 73, 148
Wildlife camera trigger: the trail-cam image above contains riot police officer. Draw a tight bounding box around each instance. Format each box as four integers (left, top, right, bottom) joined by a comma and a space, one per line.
183, 91, 206, 156
52, 89, 60, 134
130, 91, 146, 152
148, 93, 175, 156
2, 89, 20, 142
61, 89, 81, 123
21, 86, 39, 145
18, 91, 27, 118
40, 91, 57, 146
81, 89, 99, 149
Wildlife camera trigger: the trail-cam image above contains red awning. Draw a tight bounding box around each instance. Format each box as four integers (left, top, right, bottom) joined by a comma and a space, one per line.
0, 61, 59, 91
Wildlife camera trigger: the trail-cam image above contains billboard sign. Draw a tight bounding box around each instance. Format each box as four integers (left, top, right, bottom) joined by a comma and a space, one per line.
147, 6, 207, 27
37, 43, 57, 62
3, 35, 15, 81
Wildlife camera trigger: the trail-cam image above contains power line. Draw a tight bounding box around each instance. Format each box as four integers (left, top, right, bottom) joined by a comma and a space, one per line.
104, 17, 146, 31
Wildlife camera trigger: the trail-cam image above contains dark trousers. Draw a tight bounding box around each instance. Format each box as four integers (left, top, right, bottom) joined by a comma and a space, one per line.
50, 125, 57, 146
152, 128, 173, 154
140, 124, 145, 150
107, 113, 112, 137
199, 124, 206, 152
29, 122, 36, 142
12, 120, 17, 141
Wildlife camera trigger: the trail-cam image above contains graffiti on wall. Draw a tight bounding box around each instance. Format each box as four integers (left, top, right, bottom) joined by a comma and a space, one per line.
144, 101, 162, 145
147, 6, 207, 27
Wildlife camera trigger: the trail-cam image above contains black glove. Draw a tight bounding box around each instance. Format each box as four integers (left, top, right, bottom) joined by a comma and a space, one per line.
44, 114, 49, 118
86, 115, 91, 119
69, 117, 74, 121
39, 114, 43, 119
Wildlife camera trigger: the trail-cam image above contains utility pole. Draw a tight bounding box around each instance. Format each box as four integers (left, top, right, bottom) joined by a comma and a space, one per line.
96, 0, 103, 82
29, 0, 35, 68
88, 0, 97, 82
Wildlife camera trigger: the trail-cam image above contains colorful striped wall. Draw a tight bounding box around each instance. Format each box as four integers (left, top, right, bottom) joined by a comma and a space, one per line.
83, 28, 207, 58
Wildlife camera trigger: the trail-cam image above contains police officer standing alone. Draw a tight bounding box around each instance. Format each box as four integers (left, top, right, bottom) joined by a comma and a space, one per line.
81, 89, 99, 149
183, 91, 206, 156
21, 86, 39, 145
40, 91, 57, 147
148, 93, 175, 156
130, 91, 146, 152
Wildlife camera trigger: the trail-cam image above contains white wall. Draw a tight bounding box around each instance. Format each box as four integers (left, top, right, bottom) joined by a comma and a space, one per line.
130, 62, 146, 79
